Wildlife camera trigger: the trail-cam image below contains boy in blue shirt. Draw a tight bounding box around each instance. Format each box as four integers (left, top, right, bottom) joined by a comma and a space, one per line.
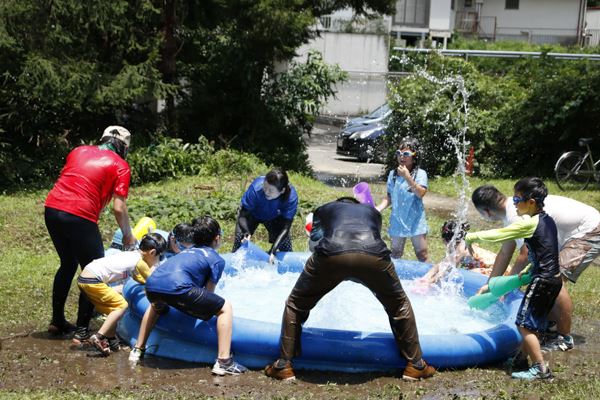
129, 216, 247, 376
465, 177, 562, 380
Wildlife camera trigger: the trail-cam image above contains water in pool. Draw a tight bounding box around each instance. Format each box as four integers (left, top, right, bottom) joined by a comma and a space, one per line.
216, 259, 505, 335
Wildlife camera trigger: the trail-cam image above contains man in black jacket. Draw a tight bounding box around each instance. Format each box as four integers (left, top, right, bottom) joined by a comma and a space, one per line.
264, 197, 435, 381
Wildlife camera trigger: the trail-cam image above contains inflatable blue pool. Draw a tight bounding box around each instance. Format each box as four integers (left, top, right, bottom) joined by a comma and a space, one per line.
117, 248, 523, 372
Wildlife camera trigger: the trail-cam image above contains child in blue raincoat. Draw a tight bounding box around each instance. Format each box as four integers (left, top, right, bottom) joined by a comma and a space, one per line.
376, 138, 429, 262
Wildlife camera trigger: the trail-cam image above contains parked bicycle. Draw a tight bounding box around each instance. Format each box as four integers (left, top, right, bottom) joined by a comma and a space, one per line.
554, 138, 600, 191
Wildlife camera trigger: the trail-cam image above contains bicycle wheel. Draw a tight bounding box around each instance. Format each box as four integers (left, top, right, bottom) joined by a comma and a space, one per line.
555, 151, 591, 191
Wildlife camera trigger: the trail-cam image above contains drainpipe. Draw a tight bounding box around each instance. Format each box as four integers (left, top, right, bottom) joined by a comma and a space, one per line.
576, 0, 585, 45
474, 0, 484, 37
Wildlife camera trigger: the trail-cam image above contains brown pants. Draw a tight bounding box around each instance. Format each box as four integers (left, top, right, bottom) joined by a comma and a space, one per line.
280, 252, 423, 363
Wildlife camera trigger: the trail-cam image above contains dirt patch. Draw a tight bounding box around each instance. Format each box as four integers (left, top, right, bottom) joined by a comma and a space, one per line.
1, 319, 599, 399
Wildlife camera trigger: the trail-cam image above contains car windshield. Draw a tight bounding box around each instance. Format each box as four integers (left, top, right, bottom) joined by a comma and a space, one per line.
366, 103, 390, 119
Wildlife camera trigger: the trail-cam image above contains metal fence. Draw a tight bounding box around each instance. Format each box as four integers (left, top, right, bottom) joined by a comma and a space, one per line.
391, 47, 600, 61
454, 12, 496, 40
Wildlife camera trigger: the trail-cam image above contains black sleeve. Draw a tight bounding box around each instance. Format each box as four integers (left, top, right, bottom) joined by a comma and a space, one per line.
237, 207, 253, 236
269, 218, 293, 255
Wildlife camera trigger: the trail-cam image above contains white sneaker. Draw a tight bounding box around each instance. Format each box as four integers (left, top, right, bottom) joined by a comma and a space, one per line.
128, 347, 145, 363
212, 359, 248, 376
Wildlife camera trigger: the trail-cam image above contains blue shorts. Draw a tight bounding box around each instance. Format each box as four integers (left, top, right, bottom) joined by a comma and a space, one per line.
515, 276, 562, 333
146, 287, 225, 321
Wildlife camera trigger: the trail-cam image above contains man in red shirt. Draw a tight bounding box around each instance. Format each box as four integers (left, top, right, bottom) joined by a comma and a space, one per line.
45, 126, 136, 342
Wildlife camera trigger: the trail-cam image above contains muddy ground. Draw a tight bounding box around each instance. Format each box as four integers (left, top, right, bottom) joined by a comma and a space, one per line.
0, 315, 598, 399
1, 196, 598, 398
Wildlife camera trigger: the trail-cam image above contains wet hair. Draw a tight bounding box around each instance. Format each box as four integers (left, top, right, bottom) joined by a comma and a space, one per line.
514, 177, 548, 208
139, 232, 168, 255
335, 196, 360, 204
265, 168, 291, 201
441, 220, 470, 244
398, 137, 421, 170
191, 215, 221, 247
471, 185, 506, 212
99, 136, 128, 159
171, 223, 194, 244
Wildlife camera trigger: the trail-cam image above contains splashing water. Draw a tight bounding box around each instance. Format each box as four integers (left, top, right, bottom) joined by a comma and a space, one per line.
216, 264, 504, 335
389, 51, 473, 292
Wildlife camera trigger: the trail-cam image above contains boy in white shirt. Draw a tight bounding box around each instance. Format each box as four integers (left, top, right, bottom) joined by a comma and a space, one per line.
77, 233, 167, 356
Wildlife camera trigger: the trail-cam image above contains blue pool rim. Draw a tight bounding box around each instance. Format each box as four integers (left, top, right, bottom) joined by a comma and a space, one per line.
117, 250, 523, 372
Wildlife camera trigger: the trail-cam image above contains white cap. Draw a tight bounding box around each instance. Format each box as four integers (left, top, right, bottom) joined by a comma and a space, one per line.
101, 125, 131, 147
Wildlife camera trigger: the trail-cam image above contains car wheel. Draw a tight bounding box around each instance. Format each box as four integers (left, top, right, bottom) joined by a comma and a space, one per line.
373, 141, 387, 163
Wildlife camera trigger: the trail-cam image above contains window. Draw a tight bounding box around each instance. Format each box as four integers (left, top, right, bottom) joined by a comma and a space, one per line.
319, 15, 332, 29
506, 0, 519, 9
464, 0, 473, 7
451, 0, 455, 10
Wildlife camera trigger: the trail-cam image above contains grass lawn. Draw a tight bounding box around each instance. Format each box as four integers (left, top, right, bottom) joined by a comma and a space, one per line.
0, 173, 599, 399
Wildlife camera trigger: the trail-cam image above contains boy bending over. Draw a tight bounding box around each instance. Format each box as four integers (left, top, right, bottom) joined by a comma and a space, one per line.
129, 216, 247, 376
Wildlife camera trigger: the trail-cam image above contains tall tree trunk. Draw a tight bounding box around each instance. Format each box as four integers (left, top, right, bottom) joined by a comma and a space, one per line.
161, 0, 178, 135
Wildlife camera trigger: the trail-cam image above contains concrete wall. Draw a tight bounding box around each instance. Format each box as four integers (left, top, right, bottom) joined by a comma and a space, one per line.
481, 0, 581, 43
295, 32, 389, 116
322, 73, 388, 116
430, 0, 453, 31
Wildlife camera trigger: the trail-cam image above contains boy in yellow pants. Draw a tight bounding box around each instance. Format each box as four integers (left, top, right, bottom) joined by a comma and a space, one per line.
77, 233, 167, 355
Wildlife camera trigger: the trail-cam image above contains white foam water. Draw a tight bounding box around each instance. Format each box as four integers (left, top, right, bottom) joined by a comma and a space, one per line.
216, 264, 504, 335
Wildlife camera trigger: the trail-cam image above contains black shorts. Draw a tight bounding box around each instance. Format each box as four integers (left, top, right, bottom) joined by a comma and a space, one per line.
146, 287, 225, 321
515, 276, 562, 333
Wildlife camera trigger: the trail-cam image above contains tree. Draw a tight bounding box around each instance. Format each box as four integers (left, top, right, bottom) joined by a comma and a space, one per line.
0, 0, 175, 184
0, 0, 394, 186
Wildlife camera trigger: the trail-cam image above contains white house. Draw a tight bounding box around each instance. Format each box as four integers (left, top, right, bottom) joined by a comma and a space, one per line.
585, 6, 600, 46
393, 0, 587, 45
293, 0, 588, 115
392, 0, 453, 47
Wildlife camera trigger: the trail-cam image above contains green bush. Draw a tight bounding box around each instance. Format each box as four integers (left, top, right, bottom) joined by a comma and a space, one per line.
127, 193, 240, 230
200, 149, 265, 177
127, 136, 213, 184
385, 53, 525, 177
386, 44, 600, 178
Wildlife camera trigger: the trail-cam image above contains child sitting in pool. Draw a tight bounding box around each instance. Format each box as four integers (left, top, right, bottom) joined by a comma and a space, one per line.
420, 220, 498, 285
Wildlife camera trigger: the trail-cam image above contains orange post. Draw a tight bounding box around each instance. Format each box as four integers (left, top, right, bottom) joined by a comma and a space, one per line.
466, 146, 475, 176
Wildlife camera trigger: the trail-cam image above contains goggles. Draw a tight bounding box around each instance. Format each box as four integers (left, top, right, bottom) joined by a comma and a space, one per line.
395, 150, 415, 157
512, 196, 528, 205
169, 231, 188, 252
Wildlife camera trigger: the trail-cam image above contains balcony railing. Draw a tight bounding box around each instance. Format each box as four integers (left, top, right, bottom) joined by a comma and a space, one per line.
455, 11, 496, 40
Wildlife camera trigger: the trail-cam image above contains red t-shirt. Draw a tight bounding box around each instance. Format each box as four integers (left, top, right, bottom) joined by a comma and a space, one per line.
45, 146, 131, 223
